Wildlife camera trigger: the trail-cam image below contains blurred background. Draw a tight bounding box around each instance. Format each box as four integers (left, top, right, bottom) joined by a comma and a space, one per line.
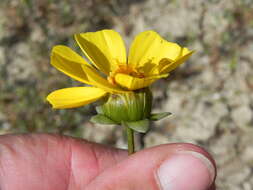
0, 0, 253, 189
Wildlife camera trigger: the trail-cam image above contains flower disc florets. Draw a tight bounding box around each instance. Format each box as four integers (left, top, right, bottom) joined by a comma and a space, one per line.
107, 64, 145, 86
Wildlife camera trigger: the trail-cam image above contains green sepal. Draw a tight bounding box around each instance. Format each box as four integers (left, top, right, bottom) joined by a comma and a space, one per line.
95, 106, 103, 114
123, 119, 150, 133
150, 112, 172, 121
90, 114, 118, 125
96, 88, 152, 123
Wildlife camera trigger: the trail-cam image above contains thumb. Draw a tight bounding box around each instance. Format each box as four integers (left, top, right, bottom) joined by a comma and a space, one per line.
87, 143, 216, 190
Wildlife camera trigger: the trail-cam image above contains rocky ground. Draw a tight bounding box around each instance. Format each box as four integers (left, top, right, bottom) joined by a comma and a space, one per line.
0, 0, 253, 189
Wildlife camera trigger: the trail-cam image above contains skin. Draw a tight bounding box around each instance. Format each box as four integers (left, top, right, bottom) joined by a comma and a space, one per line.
0, 134, 216, 190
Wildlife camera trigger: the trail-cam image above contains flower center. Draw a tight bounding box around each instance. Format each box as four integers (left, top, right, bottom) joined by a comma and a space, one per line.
107, 64, 145, 85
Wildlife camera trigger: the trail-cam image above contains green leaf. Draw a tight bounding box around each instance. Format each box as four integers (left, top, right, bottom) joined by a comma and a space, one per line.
150, 112, 172, 121
123, 119, 150, 133
90, 114, 117, 125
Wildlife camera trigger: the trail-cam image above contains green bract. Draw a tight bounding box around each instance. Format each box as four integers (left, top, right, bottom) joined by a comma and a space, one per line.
96, 88, 152, 123
91, 88, 171, 133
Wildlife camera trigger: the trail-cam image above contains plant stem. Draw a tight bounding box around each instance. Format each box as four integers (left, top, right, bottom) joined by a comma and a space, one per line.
126, 127, 135, 155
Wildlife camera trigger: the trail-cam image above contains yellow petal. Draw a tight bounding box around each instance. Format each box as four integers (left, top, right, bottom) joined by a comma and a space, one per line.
128, 31, 185, 70
75, 30, 127, 75
47, 87, 107, 109
82, 64, 128, 93
51, 45, 91, 85
128, 31, 192, 76
114, 73, 168, 90
160, 50, 194, 74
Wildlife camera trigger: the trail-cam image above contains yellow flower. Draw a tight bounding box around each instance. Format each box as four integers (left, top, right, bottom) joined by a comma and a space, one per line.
47, 30, 193, 109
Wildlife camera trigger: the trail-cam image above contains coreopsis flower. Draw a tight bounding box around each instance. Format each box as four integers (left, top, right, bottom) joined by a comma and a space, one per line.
47, 30, 193, 142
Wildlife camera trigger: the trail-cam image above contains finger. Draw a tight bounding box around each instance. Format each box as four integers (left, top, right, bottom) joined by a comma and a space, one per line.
0, 134, 127, 190
209, 183, 216, 190
86, 143, 216, 190
0, 134, 216, 190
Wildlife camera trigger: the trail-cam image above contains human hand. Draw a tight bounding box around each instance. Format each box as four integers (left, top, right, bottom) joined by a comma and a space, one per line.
0, 134, 216, 190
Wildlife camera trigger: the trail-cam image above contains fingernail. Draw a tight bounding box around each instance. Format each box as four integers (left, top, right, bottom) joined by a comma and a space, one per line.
156, 151, 215, 190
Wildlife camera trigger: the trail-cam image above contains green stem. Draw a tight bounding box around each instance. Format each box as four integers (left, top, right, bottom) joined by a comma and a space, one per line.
126, 127, 135, 155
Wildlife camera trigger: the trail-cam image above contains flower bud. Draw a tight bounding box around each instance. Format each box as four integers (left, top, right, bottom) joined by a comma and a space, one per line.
96, 88, 152, 123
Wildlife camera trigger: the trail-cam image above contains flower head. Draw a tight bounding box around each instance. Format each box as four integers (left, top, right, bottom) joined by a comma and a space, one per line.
47, 30, 193, 109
